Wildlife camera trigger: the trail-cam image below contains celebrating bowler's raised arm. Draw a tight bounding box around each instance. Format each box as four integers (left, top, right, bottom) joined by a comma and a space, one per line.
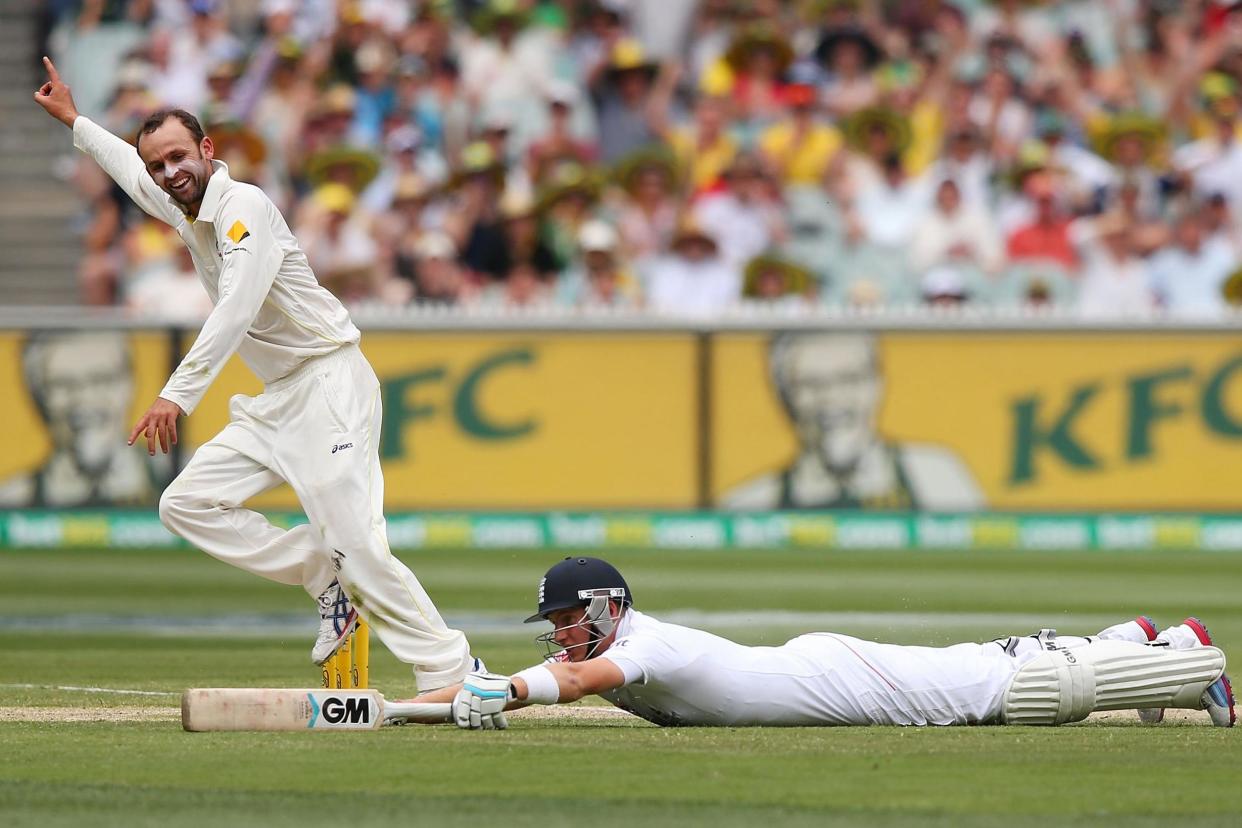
32, 56, 78, 127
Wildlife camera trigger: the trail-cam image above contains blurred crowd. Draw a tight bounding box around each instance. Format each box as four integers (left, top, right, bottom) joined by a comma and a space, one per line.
45, 0, 1242, 318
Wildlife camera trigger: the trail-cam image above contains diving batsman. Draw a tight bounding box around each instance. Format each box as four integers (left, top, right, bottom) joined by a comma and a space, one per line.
444, 557, 1235, 730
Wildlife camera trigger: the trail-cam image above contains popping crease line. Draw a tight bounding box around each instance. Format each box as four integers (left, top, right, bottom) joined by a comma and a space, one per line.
0, 683, 179, 697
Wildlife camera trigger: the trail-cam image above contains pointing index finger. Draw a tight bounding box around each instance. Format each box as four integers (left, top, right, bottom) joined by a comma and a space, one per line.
43, 56, 61, 83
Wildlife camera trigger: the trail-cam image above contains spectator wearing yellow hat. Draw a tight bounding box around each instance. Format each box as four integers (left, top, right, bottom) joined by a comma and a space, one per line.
296, 182, 387, 305
741, 253, 816, 309
838, 105, 913, 199
1092, 112, 1167, 218
536, 159, 604, 270
718, 23, 796, 138
609, 148, 681, 262
589, 38, 676, 163
299, 84, 361, 163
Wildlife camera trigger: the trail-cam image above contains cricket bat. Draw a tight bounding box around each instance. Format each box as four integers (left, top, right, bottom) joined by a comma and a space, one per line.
181, 688, 452, 731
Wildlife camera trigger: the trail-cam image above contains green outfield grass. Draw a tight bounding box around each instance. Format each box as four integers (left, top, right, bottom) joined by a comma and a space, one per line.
2, 547, 1239, 827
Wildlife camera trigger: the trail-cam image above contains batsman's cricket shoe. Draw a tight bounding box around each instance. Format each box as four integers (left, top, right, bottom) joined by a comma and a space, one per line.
1133, 616, 1165, 724
1182, 617, 1236, 728
312, 579, 358, 665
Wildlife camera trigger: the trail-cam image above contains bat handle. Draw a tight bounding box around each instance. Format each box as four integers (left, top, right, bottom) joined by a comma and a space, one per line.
382, 701, 453, 725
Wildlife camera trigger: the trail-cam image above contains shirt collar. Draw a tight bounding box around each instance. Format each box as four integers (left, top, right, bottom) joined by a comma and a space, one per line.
191, 160, 232, 223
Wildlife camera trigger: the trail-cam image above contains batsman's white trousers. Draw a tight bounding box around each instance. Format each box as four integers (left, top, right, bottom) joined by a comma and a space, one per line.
158, 344, 471, 690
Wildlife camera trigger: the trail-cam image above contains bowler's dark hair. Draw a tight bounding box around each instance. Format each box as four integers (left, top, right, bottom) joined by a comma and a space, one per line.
135, 109, 206, 153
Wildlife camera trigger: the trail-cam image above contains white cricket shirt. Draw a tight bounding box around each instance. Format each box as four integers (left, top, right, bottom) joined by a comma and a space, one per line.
598, 610, 1017, 726
73, 117, 360, 415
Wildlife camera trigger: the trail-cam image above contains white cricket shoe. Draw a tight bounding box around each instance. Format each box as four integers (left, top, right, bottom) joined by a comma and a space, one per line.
312, 579, 358, 665
1183, 617, 1236, 728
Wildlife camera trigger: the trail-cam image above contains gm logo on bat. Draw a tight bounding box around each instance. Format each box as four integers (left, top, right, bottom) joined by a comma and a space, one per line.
306, 691, 378, 729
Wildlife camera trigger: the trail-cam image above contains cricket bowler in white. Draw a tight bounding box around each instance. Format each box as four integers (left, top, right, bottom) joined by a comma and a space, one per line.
34, 58, 474, 691
445, 557, 1235, 730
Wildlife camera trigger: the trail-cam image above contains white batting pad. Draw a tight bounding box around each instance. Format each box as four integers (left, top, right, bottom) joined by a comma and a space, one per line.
1003, 642, 1225, 726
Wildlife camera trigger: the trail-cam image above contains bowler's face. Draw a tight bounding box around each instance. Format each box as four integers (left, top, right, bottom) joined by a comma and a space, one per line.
784, 337, 881, 471
41, 337, 132, 474
138, 120, 213, 209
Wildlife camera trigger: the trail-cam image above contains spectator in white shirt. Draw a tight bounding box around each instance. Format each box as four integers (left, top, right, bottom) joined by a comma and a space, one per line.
1202, 193, 1242, 259
1174, 105, 1242, 219
644, 219, 740, 316
1073, 213, 1154, 318
693, 153, 788, 269
910, 179, 1004, 276
1147, 211, 1237, 317
925, 126, 994, 211
459, 0, 553, 120
126, 245, 214, 323
853, 154, 933, 250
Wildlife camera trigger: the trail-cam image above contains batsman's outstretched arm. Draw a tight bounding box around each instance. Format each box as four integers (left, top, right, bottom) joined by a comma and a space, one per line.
510, 659, 626, 705
411, 658, 626, 707
34, 56, 182, 226
449, 659, 626, 730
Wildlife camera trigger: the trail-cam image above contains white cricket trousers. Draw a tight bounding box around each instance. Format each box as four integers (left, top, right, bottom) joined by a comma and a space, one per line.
158, 344, 471, 690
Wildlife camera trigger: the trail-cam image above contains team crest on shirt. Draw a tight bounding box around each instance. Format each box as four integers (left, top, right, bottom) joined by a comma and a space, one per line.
226, 220, 251, 244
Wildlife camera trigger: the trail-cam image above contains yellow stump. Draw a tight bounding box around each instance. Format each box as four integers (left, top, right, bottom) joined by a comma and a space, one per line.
354, 620, 369, 689
321, 620, 369, 690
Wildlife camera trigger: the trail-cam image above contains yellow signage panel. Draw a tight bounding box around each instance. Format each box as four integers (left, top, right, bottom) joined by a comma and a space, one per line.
6, 327, 1239, 513
186, 333, 699, 508
713, 332, 1242, 510
0, 329, 173, 508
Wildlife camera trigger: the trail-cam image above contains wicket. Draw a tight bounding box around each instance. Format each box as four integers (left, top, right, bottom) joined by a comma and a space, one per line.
322, 620, 369, 689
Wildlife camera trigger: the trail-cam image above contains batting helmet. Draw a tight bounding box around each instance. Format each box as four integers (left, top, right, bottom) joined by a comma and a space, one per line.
525, 556, 632, 623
